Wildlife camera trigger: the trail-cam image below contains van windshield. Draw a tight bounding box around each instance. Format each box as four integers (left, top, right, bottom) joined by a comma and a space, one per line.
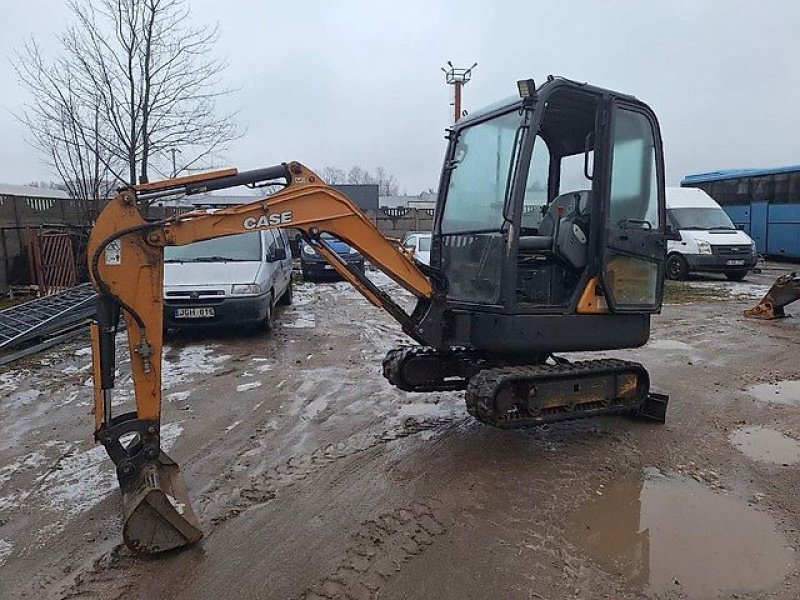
668, 207, 736, 231
165, 232, 262, 262
418, 236, 432, 252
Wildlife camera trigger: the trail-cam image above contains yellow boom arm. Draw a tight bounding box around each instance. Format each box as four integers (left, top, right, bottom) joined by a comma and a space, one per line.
86, 162, 434, 554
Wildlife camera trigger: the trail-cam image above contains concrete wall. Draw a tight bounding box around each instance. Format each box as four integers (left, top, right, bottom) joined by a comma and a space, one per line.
366, 207, 434, 239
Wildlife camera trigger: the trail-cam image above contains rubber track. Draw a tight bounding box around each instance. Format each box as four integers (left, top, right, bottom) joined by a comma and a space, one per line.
382, 345, 483, 392
465, 358, 649, 429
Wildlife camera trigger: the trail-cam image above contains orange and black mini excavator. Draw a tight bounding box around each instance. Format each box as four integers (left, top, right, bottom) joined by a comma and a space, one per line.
88, 76, 671, 554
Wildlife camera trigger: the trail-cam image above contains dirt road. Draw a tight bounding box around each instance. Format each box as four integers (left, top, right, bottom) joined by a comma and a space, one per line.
1, 265, 798, 599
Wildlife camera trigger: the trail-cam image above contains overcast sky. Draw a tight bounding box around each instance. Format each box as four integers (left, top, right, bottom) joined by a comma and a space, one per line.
1, 0, 798, 193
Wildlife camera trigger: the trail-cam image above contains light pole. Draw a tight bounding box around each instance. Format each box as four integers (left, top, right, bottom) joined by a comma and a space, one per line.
441, 61, 477, 124
170, 148, 182, 178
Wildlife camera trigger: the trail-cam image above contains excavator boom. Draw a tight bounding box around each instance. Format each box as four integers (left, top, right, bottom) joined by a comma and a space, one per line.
88, 162, 434, 553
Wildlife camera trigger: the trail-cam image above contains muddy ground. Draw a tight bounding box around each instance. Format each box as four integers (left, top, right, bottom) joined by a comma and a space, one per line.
1, 263, 799, 600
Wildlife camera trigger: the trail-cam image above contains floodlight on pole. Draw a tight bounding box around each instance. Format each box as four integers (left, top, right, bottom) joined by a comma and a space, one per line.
441, 62, 477, 124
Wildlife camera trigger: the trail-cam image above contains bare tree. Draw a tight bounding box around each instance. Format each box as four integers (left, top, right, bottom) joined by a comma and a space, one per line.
323, 165, 400, 195
374, 167, 398, 196
320, 166, 347, 184
15, 0, 237, 201
346, 166, 373, 185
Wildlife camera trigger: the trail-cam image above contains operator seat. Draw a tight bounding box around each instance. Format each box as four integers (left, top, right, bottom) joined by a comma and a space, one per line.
518, 190, 591, 270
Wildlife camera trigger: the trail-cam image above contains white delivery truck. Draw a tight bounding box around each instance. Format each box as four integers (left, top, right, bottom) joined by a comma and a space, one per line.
665, 187, 757, 281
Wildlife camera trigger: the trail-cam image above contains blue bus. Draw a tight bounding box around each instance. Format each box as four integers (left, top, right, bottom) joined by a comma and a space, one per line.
681, 165, 800, 259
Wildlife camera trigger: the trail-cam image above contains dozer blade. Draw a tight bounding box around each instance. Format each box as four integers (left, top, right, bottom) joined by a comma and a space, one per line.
120, 451, 203, 555
745, 272, 800, 320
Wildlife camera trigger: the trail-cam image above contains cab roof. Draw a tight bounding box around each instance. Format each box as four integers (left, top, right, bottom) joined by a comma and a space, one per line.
454, 76, 642, 128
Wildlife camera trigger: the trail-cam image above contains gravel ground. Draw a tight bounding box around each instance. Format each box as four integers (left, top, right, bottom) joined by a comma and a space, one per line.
0, 263, 798, 600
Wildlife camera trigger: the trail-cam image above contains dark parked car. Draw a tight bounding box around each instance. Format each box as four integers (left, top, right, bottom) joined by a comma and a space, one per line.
300, 233, 364, 280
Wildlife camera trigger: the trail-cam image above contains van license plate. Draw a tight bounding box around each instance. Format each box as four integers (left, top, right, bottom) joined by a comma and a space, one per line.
175, 307, 215, 319
726, 259, 745, 266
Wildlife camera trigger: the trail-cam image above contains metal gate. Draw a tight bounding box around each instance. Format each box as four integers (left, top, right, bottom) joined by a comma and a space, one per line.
26, 226, 78, 295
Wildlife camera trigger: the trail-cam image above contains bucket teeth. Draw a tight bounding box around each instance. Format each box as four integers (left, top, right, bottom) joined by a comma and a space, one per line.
745, 272, 800, 320
120, 452, 203, 555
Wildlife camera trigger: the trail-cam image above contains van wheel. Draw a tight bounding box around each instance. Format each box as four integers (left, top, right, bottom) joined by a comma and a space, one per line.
665, 254, 689, 281
256, 292, 274, 334
725, 269, 748, 282
277, 279, 293, 306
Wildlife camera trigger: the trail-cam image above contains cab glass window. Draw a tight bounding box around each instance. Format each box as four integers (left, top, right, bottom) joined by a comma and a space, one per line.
521, 136, 550, 230
441, 111, 522, 234
609, 110, 659, 229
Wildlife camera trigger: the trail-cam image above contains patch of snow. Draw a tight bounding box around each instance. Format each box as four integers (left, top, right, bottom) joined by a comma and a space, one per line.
39, 422, 183, 517
0, 449, 50, 487
167, 391, 191, 403
303, 396, 330, 420
251, 357, 270, 362
74, 347, 93, 357
225, 420, 241, 433
5, 389, 41, 409
721, 282, 771, 299
162, 344, 231, 389
0, 369, 29, 394
236, 381, 262, 392
291, 284, 317, 307
255, 363, 273, 373
366, 270, 394, 288
283, 312, 316, 328
55, 390, 81, 408
397, 402, 447, 418
0, 539, 12, 567
647, 339, 695, 352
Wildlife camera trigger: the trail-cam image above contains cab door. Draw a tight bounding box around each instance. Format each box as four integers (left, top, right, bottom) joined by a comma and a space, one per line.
600, 102, 666, 312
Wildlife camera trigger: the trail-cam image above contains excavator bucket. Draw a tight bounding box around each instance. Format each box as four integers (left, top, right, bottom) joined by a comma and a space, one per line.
120, 451, 203, 555
744, 272, 800, 320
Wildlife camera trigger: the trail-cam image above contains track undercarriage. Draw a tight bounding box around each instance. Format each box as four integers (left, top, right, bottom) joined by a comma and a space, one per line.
383, 346, 668, 428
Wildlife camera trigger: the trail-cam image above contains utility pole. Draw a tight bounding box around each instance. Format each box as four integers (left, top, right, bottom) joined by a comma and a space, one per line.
441, 61, 477, 124
170, 148, 181, 178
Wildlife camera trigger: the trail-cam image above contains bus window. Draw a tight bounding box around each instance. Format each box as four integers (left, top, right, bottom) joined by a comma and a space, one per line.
774, 174, 790, 203
751, 176, 773, 202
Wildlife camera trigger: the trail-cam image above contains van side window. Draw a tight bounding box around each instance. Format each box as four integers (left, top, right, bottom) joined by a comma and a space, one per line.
273, 230, 286, 250
264, 230, 278, 258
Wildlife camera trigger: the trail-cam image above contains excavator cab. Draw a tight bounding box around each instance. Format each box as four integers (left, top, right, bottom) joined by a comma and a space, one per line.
87, 76, 668, 555
417, 77, 667, 353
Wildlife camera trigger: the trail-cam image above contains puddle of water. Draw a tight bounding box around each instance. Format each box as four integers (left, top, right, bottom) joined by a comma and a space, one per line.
730, 426, 800, 465
567, 472, 794, 598
748, 380, 800, 405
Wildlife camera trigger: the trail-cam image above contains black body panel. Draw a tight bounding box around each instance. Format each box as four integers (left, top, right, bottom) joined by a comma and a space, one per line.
415, 301, 649, 354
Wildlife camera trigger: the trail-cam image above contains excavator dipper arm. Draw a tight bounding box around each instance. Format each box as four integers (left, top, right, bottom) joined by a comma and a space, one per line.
87, 162, 434, 554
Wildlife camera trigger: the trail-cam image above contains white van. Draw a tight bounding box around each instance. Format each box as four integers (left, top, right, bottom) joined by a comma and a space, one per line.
401, 231, 432, 265
163, 229, 293, 332
666, 187, 757, 281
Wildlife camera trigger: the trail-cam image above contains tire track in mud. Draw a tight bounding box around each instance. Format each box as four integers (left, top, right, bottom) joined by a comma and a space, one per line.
208, 415, 460, 524
54, 416, 460, 600
298, 501, 449, 600
59, 545, 136, 600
